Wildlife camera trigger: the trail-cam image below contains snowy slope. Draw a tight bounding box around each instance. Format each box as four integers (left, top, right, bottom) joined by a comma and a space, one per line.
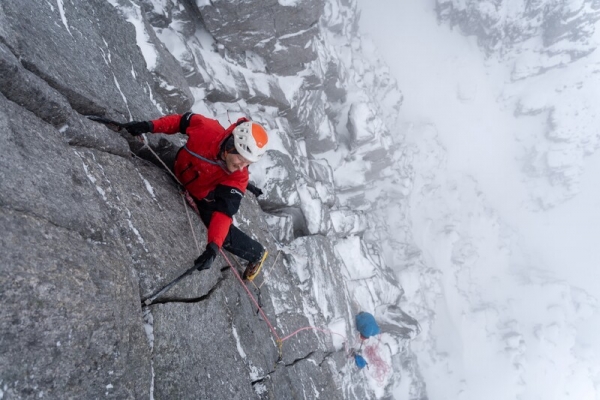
358, 0, 600, 399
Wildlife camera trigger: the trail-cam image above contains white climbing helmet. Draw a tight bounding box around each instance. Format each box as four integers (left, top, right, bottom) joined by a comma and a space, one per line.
232, 121, 269, 163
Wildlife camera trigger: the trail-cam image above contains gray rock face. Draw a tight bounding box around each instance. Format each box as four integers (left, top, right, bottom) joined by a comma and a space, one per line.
0, 43, 131, 157
198, 0, 324, 75
0, 92, 151, 399
255, 150, 300, 211
0, 0, 419, 398
151, 282, 274, 400
308, 159, 336, 207
263, 212, 295, 243
1, 0, 158, 118
436, 0, 600, 68
0, 209, 151, 400
375, 305, 421, 340
281, 89, 334, 147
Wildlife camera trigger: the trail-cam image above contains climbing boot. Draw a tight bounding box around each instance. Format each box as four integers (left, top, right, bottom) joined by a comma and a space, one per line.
243, 250, 268, 281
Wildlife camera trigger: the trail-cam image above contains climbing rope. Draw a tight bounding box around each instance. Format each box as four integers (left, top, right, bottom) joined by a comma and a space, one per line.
181, 193, 201, 254
259, 250, 281, 289
139, 134, 182, 185
280, 326, 349, 350
363, 336, 390, 384
219, 248, 353, 365
219, 249, 280, 339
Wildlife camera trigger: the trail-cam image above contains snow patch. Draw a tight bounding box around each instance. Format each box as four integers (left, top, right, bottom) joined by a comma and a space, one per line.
335, 237, 376, 280
253, 382, 267, 395
105, 0, 158, 70
143, 308, 154, 350
138, 172, 157, 200
328, 318, 348, 351
278, 0, 299, 6
80, 160, 107, 202
126, 209, 149, 253
231, 325, 247, 359
56, 0, 71, 35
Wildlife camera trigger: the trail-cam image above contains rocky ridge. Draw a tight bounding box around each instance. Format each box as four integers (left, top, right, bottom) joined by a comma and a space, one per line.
0, 0, 422, 399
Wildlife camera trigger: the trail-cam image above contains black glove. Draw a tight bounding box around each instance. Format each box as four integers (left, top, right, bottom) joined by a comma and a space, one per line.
122, 121, 152, 136
247, 183, 263, 198
194, 242, 219, 271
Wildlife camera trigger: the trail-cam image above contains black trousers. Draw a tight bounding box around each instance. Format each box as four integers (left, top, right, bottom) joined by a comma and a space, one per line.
150, 138, 264, 264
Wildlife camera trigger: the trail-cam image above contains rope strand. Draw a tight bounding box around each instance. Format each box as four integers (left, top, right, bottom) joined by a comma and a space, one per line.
259, 250, 281, 289
181, 193, 202, 254
219, 249, 281, 341
139, 134, 184, 186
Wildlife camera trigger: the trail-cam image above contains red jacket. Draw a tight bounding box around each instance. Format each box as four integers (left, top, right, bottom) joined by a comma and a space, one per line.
151, 113, 248, 248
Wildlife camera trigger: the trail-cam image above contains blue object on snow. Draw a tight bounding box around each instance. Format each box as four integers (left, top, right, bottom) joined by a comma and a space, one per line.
354, 354, 368, 369
355, 312, 380, 338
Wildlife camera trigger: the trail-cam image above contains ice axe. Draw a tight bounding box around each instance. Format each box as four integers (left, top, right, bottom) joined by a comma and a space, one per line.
141, 263, 200, 306
88, 115, 192, 306
86, 115, 126, 131
87, 115, 149, 146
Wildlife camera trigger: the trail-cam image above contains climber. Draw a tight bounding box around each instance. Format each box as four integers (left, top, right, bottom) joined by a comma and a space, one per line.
352, 312, 380, 369
122, 112, 269, 281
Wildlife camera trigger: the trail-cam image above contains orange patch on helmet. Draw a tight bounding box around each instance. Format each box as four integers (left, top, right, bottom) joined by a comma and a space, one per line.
251, 123, 268, 148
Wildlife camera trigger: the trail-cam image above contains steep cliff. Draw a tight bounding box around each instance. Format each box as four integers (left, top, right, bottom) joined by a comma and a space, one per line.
0, 0, 421, 399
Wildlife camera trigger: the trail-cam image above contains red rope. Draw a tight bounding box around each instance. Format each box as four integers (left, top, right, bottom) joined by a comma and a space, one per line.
219, 249, 351, 355
219, 249, 281, 341
280, 326, 349, 354
280, 326, 325, 342
280, 326, 345, 344
364, 337, 390, 384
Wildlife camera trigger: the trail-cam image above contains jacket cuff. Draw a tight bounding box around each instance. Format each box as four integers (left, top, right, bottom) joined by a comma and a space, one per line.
207, 212, 232, 248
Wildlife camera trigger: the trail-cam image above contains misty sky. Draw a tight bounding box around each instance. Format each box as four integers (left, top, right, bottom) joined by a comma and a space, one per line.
356, 0, 600, 398
357, 0, 600, 297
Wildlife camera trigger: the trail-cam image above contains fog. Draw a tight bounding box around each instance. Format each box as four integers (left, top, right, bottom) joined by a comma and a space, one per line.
357, 0, 600, 398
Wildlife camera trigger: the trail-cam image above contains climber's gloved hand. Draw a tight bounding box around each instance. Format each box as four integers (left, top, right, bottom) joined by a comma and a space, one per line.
247, 183, 263, 198
122, 121, 153, 136
194, 242, 219, 271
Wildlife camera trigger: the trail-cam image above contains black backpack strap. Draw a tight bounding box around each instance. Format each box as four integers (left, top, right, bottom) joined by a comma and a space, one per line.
179, 112, 194, 135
